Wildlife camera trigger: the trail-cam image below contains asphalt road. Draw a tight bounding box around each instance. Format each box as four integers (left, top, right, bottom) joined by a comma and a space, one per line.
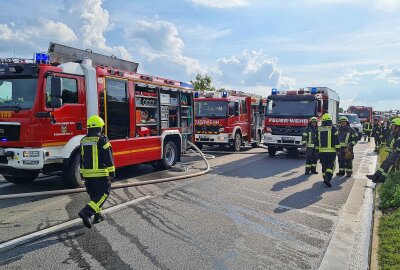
0, 142, 374, 270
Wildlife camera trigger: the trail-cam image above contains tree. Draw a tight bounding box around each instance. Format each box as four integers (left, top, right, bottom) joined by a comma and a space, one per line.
190, 74, 215, 92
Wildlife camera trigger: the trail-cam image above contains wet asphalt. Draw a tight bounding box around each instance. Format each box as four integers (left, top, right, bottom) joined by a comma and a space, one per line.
0, 143, 372, 270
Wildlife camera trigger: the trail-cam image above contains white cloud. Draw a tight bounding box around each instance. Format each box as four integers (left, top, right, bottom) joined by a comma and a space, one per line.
190, 0, 249, 8
338, 65, 400, 86
25, 18, 78, 43
0, 24, 13, 41
61, 0, 132, 60
216, 49, 282, 86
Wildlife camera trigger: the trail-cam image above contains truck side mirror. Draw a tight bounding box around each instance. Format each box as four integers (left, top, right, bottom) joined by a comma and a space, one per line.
50, 77, 63, 108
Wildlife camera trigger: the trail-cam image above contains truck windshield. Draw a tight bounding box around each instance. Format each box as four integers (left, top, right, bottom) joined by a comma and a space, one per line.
353, 110, 370, 118
266, 100, 316, 116
195, 100, 227, 118
0, 78, 38, 110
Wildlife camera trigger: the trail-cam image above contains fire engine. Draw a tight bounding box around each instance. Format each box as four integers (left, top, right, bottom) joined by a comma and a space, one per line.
0, 43, 194, 187
347, 106, 373, 123
263, 87, 340, 157
194, 90, 267, 151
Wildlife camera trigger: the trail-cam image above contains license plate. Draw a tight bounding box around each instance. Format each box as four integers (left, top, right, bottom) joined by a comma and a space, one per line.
199, 135, 208, 139
282, 136, 295, 141
0, 148, 4, 156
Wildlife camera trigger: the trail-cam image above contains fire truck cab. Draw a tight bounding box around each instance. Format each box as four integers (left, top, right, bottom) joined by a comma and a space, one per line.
0, 43, 194, 187
347, 106, 373, 123
194, 90, 266, 151
263, 87, 340, 157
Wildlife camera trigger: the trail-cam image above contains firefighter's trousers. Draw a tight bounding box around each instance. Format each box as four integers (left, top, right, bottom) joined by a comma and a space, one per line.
81, 177, 111, 217
364, 131, 371, 142
372, 152, 399, 182
319, 152, 336, 182
338, 149, 353, 176
305, 148, 318, 173
374, 136, 381, 151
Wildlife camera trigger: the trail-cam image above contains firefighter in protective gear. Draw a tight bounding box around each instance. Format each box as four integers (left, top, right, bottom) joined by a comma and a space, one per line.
336, 116, 358, 177
78, 115, 115, 229
371, 119, 382, 152
302, 117, 319, 175
367, 118, 400, 183
363, 119, 372, 142
318, 114, 340, 187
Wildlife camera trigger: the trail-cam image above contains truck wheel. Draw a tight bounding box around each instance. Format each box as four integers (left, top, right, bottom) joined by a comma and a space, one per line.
153, 141, 178, 170
62, 153, 85, 188
252, 131, 261, 148
231, 133, 242, 152
3, 171, 39, 184
268, 146, 277, 157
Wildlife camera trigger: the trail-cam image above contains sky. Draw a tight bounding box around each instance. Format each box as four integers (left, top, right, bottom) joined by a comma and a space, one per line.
0, 0, 399, 110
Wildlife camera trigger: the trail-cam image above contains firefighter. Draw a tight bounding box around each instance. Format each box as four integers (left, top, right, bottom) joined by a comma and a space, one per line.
318, 114, 340, 187
363, 118, 372, 142
371, 119, 382, 152
78, 115, 115, 229
367, 118, 400, 183
336, 116, 358, 177
302, 117, 319, 175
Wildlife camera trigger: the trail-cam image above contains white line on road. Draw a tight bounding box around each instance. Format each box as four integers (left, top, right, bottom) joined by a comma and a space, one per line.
0, 195, 152, 253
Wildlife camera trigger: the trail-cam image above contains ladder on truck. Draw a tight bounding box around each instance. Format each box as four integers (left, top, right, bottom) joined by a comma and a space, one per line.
48, 42, 139, 72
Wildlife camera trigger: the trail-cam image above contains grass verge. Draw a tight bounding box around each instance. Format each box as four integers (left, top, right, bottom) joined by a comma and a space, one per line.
378, 171, 400, 270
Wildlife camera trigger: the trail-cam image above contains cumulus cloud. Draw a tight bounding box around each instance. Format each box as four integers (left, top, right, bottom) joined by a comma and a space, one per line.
61, 0, 131, 60
338, 65, 400, 86
216, 49, 282, 86
190, 0, 250, 8
0, 24, 13, 41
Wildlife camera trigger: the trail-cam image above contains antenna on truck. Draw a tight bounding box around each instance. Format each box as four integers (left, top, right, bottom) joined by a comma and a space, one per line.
47, 42, 139, 73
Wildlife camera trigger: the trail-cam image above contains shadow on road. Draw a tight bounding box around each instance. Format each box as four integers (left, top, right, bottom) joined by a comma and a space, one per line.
273, 176, 348, 214
270, 174, 310, 192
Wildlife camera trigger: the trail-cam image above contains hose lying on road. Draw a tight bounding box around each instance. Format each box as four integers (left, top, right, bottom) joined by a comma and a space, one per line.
0, 142, 210, 201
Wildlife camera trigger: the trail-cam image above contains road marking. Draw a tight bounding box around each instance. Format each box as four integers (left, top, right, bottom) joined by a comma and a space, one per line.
0, 195, 151, 253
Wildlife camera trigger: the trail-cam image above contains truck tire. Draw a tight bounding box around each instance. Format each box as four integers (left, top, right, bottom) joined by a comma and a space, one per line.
252, 131, 261, 148
153, 141, 178, 170
231, 133, 242, 152
268, 146, 277, 157
62, 153, 85, 188
3, 171, 39, 185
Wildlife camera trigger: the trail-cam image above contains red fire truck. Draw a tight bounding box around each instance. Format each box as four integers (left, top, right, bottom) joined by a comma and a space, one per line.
347, 106, 373, 123
194, 90, 267, 151
263, 87, 340, 157
0, 43, 194, 187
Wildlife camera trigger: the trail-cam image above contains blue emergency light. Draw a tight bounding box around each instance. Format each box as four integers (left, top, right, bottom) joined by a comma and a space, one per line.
271, 88, 278, 95
222, 91, 228, 98
35, 53, 49, 64
1, 138, 7, 141
194, 91, 199, 98
310, 87, 318, 94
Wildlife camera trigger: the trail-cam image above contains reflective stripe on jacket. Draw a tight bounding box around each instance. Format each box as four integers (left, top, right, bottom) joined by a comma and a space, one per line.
80, 134, 115, 178
318, 125, 340, 153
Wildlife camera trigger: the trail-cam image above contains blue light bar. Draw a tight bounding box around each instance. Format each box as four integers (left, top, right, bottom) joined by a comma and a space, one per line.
180, 82, 194, 89
194, 92, 199, 98
35, 53, 49, 64
310, 87, 317, 94
1, 138, 7, 141
222, 91, 228, 98
271, 88, 278, 95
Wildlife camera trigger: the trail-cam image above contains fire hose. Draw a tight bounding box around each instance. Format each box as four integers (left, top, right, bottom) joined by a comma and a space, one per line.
0, 142, 211, 200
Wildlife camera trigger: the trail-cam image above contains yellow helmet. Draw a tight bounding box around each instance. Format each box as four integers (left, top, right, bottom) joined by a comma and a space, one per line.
339, 116, 348, 122
322, 114, 332, 121
310, 117, 318, 122
87, 115, 105, 128
391, 118, 400, 126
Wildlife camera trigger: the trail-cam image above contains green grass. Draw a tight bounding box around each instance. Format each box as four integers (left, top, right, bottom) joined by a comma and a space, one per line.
378, 171, 400, 269
378, 208, 400, 270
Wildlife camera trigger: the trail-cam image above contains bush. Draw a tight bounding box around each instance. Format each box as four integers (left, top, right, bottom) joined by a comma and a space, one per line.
379, 171, 400, 209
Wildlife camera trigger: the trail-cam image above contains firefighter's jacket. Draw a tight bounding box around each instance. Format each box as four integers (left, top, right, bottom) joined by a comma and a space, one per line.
380, 131, 400, 172
338, 126, 358, 148
363, 122, 372, 133
302, 125, 319, 149
80, 130, 115, 178
380, 125, 390, 144
318, 121, 340, 153
372, 124, 382, 138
